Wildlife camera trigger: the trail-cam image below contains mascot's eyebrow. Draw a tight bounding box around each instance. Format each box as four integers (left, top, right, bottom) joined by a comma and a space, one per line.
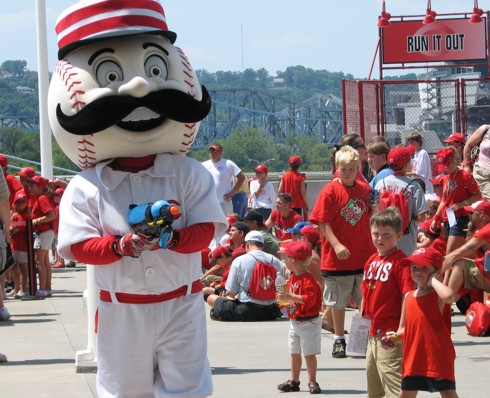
143, 42, 169, 56
88, 48, 115, 65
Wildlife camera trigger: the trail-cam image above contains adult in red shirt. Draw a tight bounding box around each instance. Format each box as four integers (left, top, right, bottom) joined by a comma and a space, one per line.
278, 156, 309, 216
442, 200, 490, 298
28, 176, 56, 297
0, 155, 23, 208
264, 193, 302, 241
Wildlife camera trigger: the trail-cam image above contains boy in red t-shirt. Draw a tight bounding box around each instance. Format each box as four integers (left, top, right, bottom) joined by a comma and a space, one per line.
276, 241, 322, 395
310, 145, 376, 359
384, 248, 458, 397
361, 208, 414, 398
8, 192, 30, 298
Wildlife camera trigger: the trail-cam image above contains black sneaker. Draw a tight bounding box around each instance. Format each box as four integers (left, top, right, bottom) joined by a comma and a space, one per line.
277, 379, 300, 392
209, 309, 219, 321
308, 381, 321, 394
332, 338, 346, 358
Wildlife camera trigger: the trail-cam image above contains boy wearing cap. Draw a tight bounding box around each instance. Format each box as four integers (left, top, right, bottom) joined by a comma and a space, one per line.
200, 246, 232, 288
276, 241, 322, 395
384, 248, 458, 398
205, 231, 282, 322
248, 164, 276, 222
202, 143, 246, 216
278, 156, 309, 216
375, 146, 429, 256
361, 208, 414, 398
8, 193, 30, 298
310, 145, 376, 358
431, 147, 481, 255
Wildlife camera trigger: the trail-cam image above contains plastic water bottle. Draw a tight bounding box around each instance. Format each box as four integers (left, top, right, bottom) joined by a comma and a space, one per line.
275, 272, 288, 307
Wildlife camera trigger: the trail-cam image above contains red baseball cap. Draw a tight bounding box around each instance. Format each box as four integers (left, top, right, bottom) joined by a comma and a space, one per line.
429, 174, 445, 186
209, 246, 231, 265
288, 156, 302, 167
400, 247, 443, 269
0, 155, 8, 167
278, 241, 312, 261
463, 200, 490, 217
13, 192, 27, 203
226, 215, 237, 228
28, 176, 47, 190
443, 132, 465, 144
209, 144, 223, 152
435, 147, 456, 173
418, 218, 441, 235
300, 225, 320, 245
255, 164, 268, 174
17, 167, 36, 179
387, 147, 412, 170
406, 144, 416, 156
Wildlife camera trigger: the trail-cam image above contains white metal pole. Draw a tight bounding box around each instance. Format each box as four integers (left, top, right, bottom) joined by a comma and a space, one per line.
35, 0, 54, 179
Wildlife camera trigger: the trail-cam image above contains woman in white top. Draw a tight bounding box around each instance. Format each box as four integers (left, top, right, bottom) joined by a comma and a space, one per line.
248, 164, 276, 222
463, 124, 490, 200
406, 131, 433, 193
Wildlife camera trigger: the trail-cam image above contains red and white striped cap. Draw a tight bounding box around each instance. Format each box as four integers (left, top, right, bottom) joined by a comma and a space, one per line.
55, 0, 176, 59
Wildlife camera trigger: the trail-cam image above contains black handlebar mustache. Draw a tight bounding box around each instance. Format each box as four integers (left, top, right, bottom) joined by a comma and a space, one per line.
56, 85, 211, 135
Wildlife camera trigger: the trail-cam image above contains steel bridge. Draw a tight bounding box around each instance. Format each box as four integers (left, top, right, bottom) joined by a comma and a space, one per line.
3, 89, 344, 146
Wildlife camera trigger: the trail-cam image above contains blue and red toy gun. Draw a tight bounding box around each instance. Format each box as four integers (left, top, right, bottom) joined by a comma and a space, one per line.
127, 200, 180, 249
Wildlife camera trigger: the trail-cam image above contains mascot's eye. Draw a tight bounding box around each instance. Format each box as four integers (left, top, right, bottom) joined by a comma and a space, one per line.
96, 61, 123, 86
144, 55, 168, 79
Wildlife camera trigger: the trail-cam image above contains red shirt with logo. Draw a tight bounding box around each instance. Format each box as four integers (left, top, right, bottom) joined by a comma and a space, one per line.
285, 271, 322, 319
270, 209, 302, 241
362, 249, 414, 336
441, 169, 480, 217
310, 179, 375, 271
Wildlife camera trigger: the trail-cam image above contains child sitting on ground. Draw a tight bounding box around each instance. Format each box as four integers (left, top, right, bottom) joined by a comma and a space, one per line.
361, 208, 414, 398
384, 248, 458, 398
276, 241, 323, 395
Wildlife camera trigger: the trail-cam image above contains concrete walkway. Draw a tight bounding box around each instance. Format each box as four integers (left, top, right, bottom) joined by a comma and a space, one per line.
1, 265, 489, 397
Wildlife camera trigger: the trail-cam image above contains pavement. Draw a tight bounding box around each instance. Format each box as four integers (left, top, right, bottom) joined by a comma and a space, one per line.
1, 265, 490, 397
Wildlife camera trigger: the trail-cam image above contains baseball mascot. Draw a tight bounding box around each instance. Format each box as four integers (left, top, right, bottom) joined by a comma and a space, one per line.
47, 1, 227, 397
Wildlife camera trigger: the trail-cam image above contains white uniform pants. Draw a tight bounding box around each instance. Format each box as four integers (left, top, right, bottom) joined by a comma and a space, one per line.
96, 293, 212, 398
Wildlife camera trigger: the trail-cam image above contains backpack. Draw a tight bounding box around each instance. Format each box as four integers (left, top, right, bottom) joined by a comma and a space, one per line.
378, 179, 414, 235
246, 254, 277, 301
465, 302, 490, 336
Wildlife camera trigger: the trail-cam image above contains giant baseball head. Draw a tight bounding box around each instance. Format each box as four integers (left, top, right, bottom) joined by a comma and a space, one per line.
48, 0, 211, 169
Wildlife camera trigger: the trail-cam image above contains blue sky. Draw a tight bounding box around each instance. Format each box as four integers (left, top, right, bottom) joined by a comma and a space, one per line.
0, 1, 487, 78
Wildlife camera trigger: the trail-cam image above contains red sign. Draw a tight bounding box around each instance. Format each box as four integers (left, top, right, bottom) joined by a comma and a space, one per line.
381, 18, 488, 64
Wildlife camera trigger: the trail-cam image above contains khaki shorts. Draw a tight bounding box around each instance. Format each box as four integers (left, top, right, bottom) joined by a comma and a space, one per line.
323, 274, 363, 309
366, 336, 403, 398
462, 258, 490, 292
289, 316, 322, 356
13, 251, 28, 264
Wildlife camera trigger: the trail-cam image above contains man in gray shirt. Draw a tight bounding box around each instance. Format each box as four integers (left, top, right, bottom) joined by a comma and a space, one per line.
205, 231, 282, 321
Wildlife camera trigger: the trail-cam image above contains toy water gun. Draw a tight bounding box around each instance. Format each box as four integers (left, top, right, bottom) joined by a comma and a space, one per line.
127, 200, 180, 249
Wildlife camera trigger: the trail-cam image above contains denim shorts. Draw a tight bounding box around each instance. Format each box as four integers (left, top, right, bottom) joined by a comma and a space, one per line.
445, 215, 469, 237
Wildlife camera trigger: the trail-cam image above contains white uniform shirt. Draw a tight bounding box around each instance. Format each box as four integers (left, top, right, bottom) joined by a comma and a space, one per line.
58, 154, 227, 294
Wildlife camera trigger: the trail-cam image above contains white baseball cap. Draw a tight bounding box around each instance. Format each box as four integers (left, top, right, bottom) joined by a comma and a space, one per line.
244, 231, 264, 244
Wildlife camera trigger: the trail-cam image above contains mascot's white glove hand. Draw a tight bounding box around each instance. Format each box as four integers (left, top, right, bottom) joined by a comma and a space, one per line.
114, 232, 159, 258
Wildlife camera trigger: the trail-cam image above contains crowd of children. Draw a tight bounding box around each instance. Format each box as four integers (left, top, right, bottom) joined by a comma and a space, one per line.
202, 128, 490, 396
0, 158, 70, 304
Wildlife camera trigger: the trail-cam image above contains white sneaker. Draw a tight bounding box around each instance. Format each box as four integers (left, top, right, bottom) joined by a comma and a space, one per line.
14, 291, 27, 298
0, 306, 11, 321
6, 290, 17, 298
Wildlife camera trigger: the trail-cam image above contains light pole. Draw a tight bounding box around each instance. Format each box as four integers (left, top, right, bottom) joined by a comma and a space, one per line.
248, 158, 275, 166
